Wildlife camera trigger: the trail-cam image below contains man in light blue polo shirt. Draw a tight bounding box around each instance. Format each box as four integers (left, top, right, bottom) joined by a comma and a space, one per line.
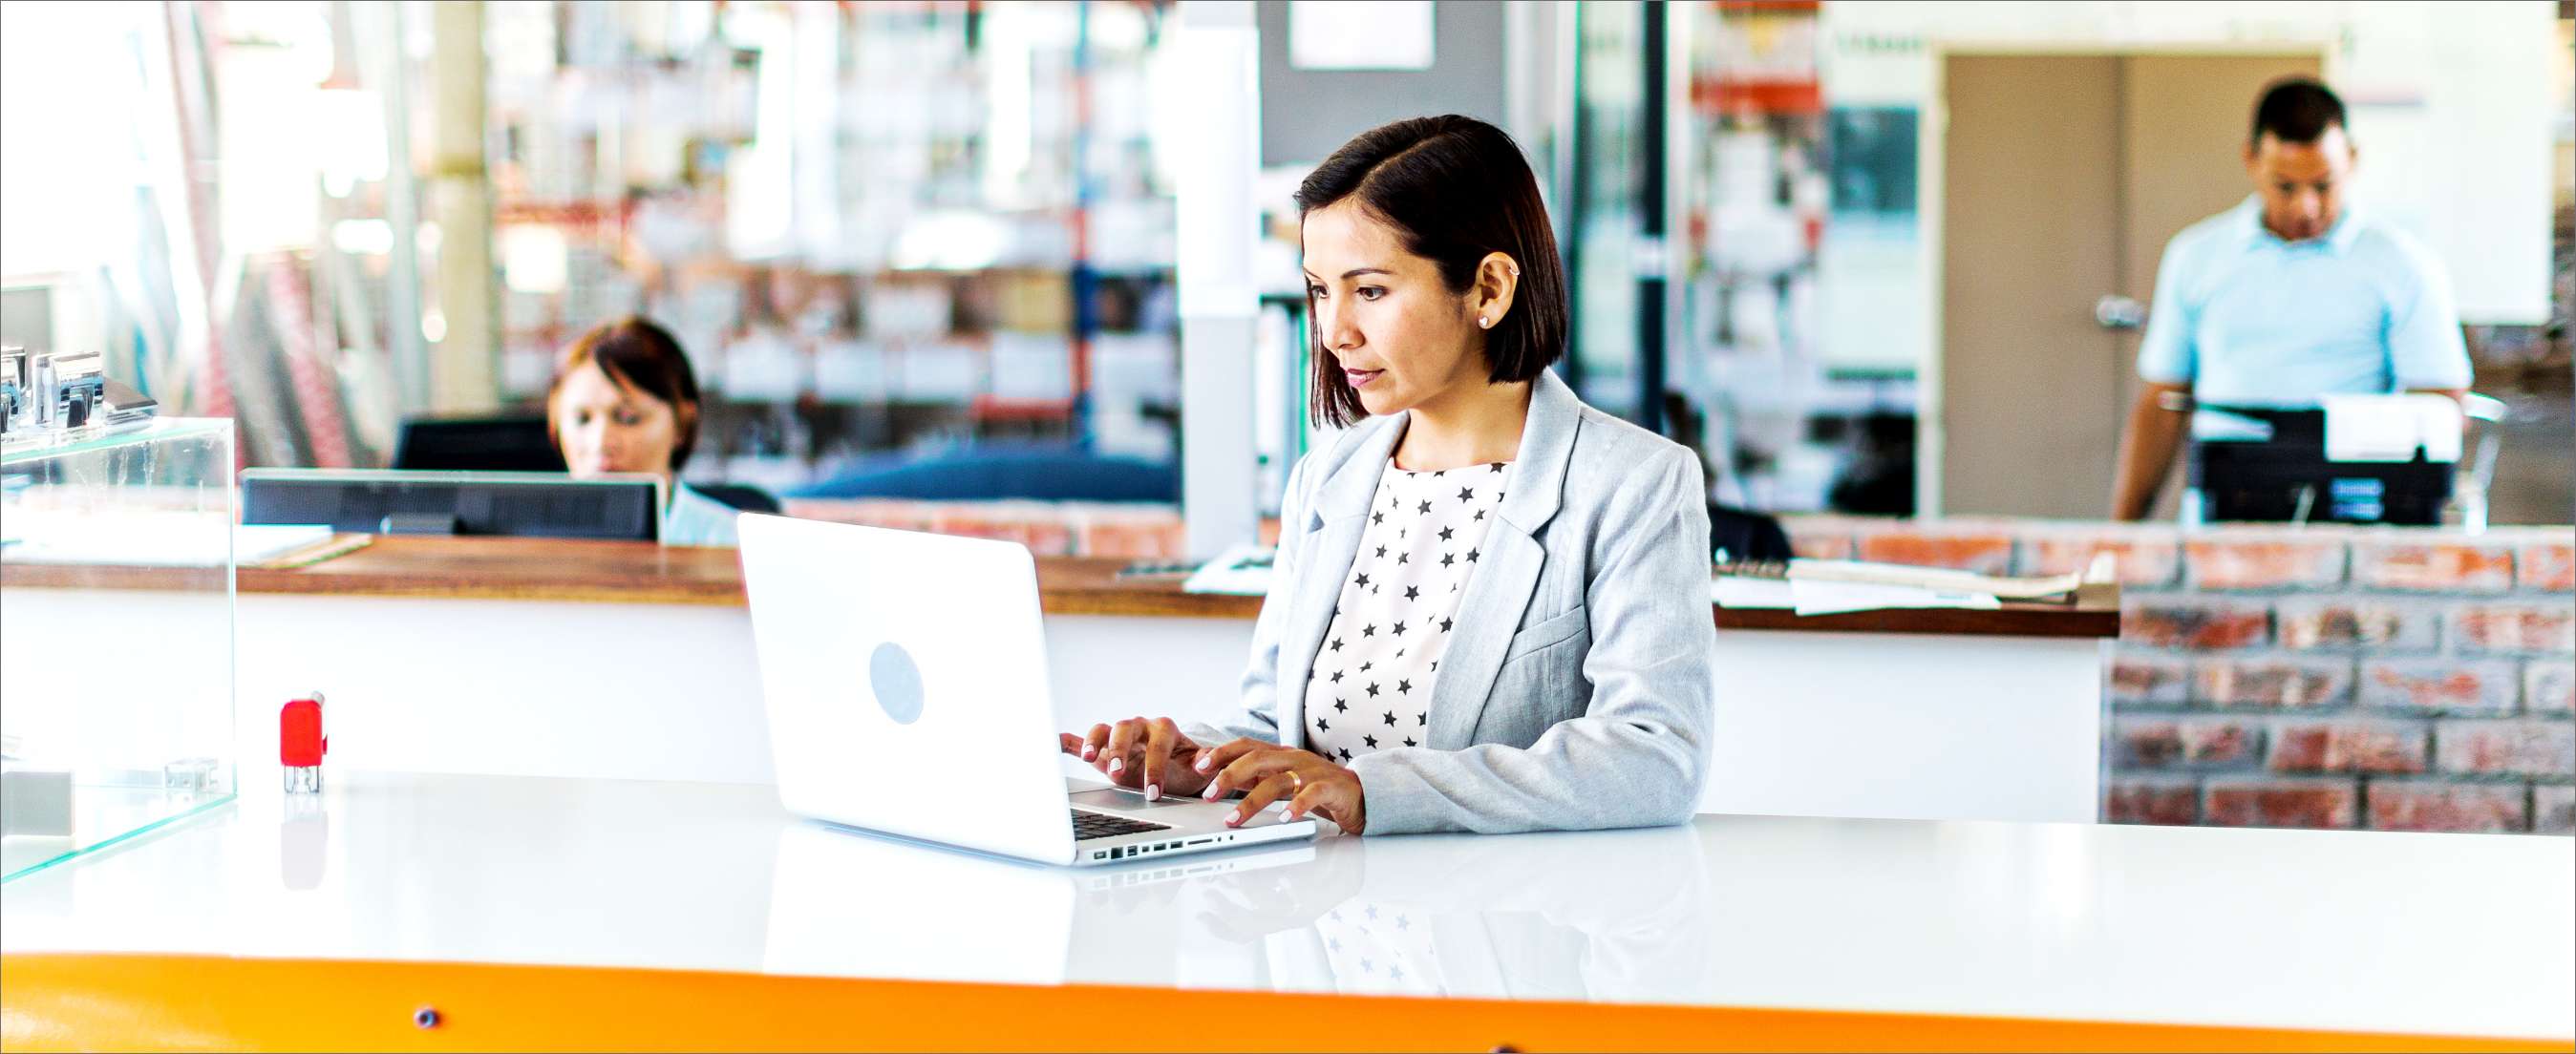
2111, 78, 2469, 520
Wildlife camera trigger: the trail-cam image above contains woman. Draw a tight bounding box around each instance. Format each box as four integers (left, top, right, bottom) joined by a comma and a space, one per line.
546, 316, 740, 547
1058, 116, 1716, 835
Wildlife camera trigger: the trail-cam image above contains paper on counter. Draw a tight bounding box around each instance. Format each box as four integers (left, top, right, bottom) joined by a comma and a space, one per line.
237, 524, 340, 564
1786, 559, 2080, 601
1711, 576, 1797, 609
1182, 543, 1275, 596
1, 517, 330, 567
1789, 579, 2001, 616
2320, 393, 2463, 463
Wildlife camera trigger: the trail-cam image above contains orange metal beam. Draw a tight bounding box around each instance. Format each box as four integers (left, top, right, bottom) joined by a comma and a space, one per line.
2, 953, 2562, 1053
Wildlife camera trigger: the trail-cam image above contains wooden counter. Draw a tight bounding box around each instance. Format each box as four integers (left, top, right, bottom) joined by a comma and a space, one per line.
5, 535, 2119, 639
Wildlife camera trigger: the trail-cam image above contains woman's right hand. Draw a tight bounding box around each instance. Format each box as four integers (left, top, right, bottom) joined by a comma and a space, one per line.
1057, 717, 1213, 802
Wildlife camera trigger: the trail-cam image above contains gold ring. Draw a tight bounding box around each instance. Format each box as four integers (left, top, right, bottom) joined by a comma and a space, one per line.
1288, 771, 1303, 789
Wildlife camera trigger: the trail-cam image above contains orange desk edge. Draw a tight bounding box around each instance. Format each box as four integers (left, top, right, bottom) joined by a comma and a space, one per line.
2, 953, 2558, 1053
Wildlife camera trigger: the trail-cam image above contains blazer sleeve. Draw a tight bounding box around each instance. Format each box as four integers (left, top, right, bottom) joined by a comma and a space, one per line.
1182, 452, 1316, 749
1350, 446, 1716, 834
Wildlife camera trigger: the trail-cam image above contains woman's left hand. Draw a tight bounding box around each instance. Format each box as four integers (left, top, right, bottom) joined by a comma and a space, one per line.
1191, 739, 1366, 834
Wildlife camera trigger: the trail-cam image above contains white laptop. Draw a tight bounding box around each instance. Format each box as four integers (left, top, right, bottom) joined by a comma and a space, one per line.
738, 514, 1318, 867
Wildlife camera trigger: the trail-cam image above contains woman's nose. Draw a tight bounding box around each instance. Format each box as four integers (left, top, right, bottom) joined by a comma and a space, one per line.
1319, 304, 1361, 351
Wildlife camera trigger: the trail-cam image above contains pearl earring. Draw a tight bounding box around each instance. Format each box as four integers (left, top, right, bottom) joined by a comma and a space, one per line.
1478, 317, 1492, 328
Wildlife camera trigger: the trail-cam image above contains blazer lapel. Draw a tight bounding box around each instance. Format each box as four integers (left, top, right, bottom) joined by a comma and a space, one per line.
1424, 369, 1583, 750
1275, 417, 1407, 743
1424, 525, 1543, 749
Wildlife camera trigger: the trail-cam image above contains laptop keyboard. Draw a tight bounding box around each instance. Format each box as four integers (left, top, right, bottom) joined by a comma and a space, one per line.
1072, 810, 1174, 842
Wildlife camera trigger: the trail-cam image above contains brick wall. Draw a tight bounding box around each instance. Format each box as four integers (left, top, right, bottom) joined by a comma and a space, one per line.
1786, 516, 2576, 835
786, 498, 2573, 834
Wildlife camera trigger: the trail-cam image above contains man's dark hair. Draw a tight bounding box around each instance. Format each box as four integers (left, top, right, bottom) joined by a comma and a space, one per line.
2250, 77, 2347, 146
1294, 115, 1567, 429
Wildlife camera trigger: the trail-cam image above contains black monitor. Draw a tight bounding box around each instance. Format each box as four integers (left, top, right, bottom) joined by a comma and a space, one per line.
391, 414, 566, 474
242, 470, 661, 541
2189, 408, 2453, 526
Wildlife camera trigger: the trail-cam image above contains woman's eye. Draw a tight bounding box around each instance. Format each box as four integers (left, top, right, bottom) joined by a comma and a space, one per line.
1356, 286, 1387, 301
614, 410, 643, 427
1307, 285, 1327, 300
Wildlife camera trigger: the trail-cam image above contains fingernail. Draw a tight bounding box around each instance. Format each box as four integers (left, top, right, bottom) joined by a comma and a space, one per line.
1201, 783, 1222, 800
1283, 809, 1303, 821
1145, 783, 1160, 801
1194, 755, 1211, 772
1224, 812, 1243, 827
1082, 746, 1096, 760
1107, 758, 1123, 774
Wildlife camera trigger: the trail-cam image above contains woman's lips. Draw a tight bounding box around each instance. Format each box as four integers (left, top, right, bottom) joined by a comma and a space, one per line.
1345, 369, 1383, 389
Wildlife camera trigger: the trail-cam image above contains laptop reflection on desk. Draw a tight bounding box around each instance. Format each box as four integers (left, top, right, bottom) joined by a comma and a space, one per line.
762, 819, 1315, 985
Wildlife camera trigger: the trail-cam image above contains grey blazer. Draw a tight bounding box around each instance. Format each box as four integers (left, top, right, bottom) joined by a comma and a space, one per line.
1187, 369, 1716, 835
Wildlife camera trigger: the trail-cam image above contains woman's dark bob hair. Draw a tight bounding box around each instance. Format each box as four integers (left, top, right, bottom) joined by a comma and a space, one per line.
1295, 115, 1567, 429
546, 315, 705, 471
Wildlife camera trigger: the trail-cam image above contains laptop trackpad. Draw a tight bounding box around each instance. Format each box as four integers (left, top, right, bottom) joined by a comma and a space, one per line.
1071, 786, 1225, 812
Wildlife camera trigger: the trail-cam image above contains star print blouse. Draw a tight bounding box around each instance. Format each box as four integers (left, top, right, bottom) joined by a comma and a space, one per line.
1300, 460, 1513, 764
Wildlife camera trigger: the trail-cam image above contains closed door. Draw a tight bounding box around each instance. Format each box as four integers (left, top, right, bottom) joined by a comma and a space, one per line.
1940, 52, 2321, 519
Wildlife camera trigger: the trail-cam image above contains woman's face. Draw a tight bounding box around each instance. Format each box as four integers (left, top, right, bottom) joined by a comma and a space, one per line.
551, 362, 679, 478
1302, 200, 1488, 418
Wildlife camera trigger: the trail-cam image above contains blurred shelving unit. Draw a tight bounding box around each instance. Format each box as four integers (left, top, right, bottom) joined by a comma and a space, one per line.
1671, 0, 1918, 516
1557, 0, 1658, 429
475, 0, 1181, 495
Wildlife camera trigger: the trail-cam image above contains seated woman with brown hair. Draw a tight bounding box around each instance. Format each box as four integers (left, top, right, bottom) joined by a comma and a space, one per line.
546, 316, 740, 547
1058, 116, 1717, 837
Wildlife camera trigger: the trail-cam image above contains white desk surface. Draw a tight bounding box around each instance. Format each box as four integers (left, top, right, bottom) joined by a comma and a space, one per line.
1, 773, 2566, 1042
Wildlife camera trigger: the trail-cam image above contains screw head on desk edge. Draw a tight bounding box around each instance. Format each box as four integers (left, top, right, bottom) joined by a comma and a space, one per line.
414, 1006, 440, 1029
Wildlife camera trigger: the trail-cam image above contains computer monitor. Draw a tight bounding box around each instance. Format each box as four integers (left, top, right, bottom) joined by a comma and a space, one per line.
2188, 408, 2453, 526
391, 414, 566, 474
242, 470, 662, 541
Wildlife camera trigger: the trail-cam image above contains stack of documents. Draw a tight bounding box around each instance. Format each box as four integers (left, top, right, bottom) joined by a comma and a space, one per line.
1712, 557, 2110, 616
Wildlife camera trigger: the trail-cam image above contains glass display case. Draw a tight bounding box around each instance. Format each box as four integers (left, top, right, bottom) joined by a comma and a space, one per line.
0, 417, 237, 881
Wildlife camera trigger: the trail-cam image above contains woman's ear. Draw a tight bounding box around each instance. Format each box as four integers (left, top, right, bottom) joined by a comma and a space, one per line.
1472, 251, 1520, 330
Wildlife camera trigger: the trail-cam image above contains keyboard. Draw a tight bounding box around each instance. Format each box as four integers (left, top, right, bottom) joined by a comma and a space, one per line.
1072, 810, 1174, 841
